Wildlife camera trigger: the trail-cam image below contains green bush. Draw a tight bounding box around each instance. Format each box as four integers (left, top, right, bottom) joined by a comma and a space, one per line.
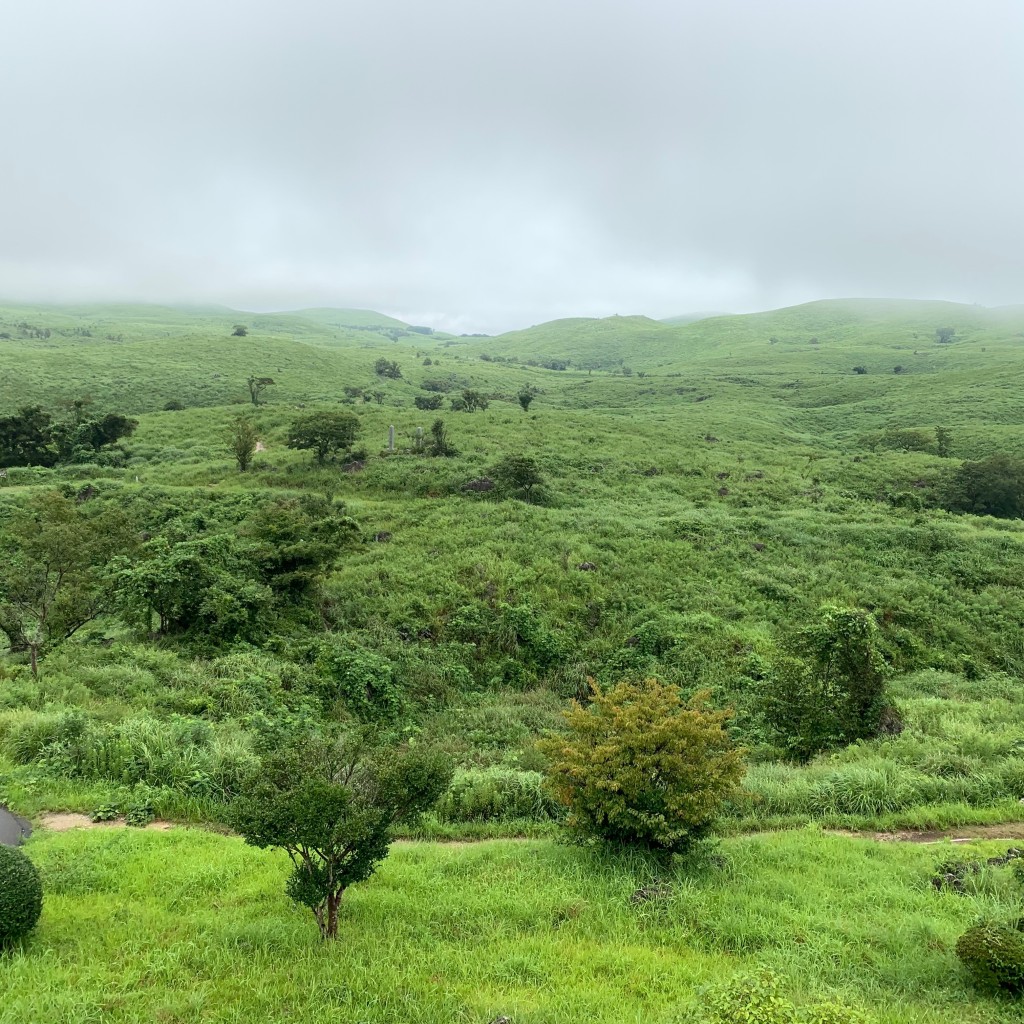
956, 920, 1024, 994
696, 970, 867, 1023
538, 678, 745, 856
435, 767, 562, 822
0, 845, 43, 945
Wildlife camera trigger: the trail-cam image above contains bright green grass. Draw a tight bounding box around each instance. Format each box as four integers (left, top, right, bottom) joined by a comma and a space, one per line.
2, 829, 1021, 1024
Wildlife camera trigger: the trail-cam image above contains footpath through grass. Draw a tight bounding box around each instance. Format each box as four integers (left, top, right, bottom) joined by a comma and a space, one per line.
3, 827, 1023, 1024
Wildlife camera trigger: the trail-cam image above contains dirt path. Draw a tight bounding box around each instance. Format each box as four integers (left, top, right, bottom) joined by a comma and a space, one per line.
13, 810, 1024, 846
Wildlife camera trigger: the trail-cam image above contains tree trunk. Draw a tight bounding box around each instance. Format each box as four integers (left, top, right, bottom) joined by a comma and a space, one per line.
29, 643, 38, 678
325, 889, 341, 939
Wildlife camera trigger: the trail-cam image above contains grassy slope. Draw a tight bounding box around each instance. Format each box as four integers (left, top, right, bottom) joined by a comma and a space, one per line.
4, 828, 1021, 1024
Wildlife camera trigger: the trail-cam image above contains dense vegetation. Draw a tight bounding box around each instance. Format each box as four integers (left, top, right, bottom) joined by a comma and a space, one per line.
2, 297, 1024, 1020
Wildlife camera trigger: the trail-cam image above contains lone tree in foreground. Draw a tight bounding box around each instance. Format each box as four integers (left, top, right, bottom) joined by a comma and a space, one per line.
228, 415, 260, 472
230, 733, 452, 939
538, 679, 744, 859
287, 411, 360, 465
517, 388, 537, 412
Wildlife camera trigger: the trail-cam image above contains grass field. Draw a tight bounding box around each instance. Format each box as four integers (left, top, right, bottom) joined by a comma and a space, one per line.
5, 827, 1024, 1024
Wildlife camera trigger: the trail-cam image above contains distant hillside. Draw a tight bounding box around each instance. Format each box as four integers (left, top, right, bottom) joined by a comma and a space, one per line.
458, 298, 1024, 374
659, 311, 727, 325
283, 307, 410, 330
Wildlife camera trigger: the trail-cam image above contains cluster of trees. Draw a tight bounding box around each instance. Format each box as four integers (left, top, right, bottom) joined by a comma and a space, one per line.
0, 405, 137, 468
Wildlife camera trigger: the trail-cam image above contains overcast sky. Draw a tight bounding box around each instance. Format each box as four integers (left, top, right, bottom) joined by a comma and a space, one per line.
3, 1, 1023, 333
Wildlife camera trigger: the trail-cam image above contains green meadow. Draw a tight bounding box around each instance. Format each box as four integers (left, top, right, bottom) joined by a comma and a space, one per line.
2, 298, 1024, 1020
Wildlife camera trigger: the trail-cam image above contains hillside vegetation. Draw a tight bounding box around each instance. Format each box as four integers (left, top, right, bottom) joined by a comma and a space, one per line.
2, 298, 1024, 1021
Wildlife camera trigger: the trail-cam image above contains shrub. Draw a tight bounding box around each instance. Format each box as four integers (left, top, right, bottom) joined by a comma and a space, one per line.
315, 639, 403, 721
435, 767, 561, 822
940, 454, 1024, 519
696, 971, 867, 1024
538, 678, 744, 857
414, 395, 444, 411
761, 607, 893, 761
0, 845, 43, 945
956, 919, 1024, 994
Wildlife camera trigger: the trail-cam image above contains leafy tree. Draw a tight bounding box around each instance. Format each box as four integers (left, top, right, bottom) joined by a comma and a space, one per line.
287, 411, 360, 464
460, 390, 489, 412
371, 391, 385, 405
243, 495, 358, 603
517, 388, 537, 412
0, 492, 135, 675
0, 406, 57, 468
852, 365, 867, 375
116, 533, 272, 643
493, 454, 543, 501
230, 733, 452, 939
228, 415, 260, 472
538, 679, 744, 858
414, 395, 444, 411
374, 358, 402, 379
940, 453, 1024, 519
427, 418, 457, 457
53, 413, 138, 463
936, 326, 957, 344
247, 375, 276, 406
761, 607, 892, 760
935, 425, 954, 458
232, 324, 248, 337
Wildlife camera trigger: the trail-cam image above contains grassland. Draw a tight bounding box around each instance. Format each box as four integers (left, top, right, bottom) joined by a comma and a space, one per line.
2, 297, 1024, 1020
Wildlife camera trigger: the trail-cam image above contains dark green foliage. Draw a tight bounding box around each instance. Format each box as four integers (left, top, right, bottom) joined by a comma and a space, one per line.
518, 388, 536, 411
493, 453, 544, 501
459, 389, 489, 412
246, 375, 274, 405
0, 845, 43, 946
0, 406, 57, 467
862, 427, 935, 453
427, 418, 457, 457
935, 425, 954, 458
116, 534, 272, 642
956, 920, 1024, 995
0, 492, 135, 674
852, 365, 867, 374
229, 732, 452, 938
373, 358, 402, 379
761, 607, 892, 760
227, 415, 259, 472
162, 400, 185, 411
315, 639, 404, 721
936, 326, 957, 343
286, 411, 360, 464
539, 679, 745, 857
414, 394, 444, 411
940, 454, 1024, 519
232, 325, 248, 337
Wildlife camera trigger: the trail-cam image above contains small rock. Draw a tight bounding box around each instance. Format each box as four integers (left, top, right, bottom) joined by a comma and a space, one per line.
752, 542, 765, 552
577, 561, 597, 572
374, 531, 392, 543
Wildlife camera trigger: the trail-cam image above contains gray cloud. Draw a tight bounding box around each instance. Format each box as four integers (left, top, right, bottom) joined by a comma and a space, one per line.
3, 0, 1023, 332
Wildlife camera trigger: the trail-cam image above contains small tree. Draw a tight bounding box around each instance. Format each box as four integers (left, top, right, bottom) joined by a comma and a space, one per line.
228, 415, 260, 472
460, 390, 489, 412
493, 454, 543, 501
232, 324, 248, 337
517, 389, 536, 412
538, 679, 744, 858
230, 733, 452, 939
940, 454, 1024, 519
761, 607, 892, 760
414, 395, 444, 411
247, 375, 276, 406
287, 411, 360, 465
0, 492, 134, 675
374, 358, 402, 379
428, 418, 458, 457
935, 425, 953, 458
852, 366, 867, 375
936, 326, 956, 344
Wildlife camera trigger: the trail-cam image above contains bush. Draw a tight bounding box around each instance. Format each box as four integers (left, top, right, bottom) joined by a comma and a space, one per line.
0, 845, 43, 945
940, 454, 1024, 519
538, 678, 744, 856
956, 920, 1024, 994
435, 767, 561, 822
696, 971, 867, 1024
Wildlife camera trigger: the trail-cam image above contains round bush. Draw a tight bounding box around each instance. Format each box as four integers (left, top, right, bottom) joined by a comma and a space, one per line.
0, 845, 43, 944
956, 920, 1024, 994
